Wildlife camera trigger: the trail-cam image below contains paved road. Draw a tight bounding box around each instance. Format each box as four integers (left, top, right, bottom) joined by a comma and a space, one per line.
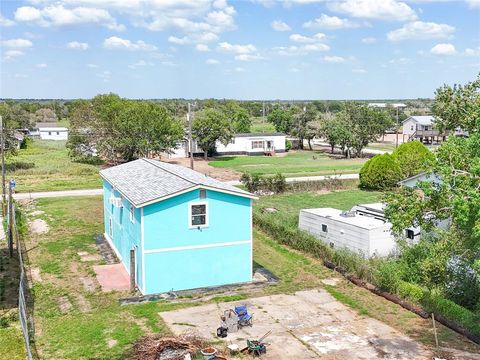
13, 188, 103, 200
13, 173, 360, 199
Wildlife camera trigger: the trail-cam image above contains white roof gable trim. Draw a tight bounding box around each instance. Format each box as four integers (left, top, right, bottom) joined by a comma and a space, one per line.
100, 158, 256, 208
402, 116, 435, 126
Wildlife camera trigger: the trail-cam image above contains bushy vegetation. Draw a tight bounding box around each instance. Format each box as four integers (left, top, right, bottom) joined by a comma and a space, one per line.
359, 153, 402, 190
240, 173, 286, 193
392, 141, 434, 178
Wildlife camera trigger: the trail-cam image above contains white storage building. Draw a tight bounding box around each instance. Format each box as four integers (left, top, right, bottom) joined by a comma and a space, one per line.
299, 205, 396, 257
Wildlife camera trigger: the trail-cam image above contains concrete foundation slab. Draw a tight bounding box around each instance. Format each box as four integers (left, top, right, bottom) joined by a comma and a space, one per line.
93, 264, 130, 292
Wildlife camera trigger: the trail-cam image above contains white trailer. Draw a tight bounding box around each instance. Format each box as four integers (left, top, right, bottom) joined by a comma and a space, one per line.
299, 206, 396, 257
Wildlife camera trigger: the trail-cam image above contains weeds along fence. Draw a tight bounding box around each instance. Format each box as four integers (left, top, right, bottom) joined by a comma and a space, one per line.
253, 209, 480, 343
6, 188, 35, 360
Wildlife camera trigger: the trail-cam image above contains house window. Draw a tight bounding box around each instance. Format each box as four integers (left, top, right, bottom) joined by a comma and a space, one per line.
56, 131, 60, 135
190, 202, 208, 227
321, 224, 328, 233
48, 131, 52, 135
406, 229, 415, 240
410, 125, 414, 131
230, 138, 235, 144
129, 205, 134, 223
251, 140, 264, 149
199, 189, 206, 199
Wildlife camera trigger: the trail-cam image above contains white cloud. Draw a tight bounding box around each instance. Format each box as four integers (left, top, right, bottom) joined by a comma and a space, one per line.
430, 43, 457, 55
36, 63, 48, 68
361, 37, 376, 44
2, 38, 33, 48
271, 20, 291, 31
234, 54, 265, 61
217, 42, 256, 54
465, 47, 480, 56
352, 68, 367, 73
3, 50, 25, 60
14, 74, 28, 79
289, 33, 327, 43
196, 44, 210, 52
328, 0, 417, 21
15, 5, 124, 31
0, 13, 15, 27
323, 55, 345, 63
168, 32, 219, 45
466, 0, 480, 8
303, 14, 360, 29
387, 21, 455, 41
67, 41, 89, 50
128, 60, 154, 69
389, 57, 412, 65
206, 58, 220, 64
103, 36, 157, 51
87, 63, 98, 68
274, 43, 330, 56
234, 67, 246, 72
290, 67, 300, 73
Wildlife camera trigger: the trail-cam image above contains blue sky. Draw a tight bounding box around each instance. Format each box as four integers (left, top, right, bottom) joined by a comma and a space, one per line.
0, 0, 479, 99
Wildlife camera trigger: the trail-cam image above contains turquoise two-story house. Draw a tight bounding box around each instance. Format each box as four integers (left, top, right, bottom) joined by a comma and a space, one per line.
100, 158, 255, 295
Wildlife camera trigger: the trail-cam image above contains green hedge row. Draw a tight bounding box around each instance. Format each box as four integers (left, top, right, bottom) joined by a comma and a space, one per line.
254, 210, 480, 337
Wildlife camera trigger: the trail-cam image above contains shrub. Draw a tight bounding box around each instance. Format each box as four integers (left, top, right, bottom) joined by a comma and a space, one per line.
397, 281, 424, 303
444, 256, 480, 310
240, 173, 261, 193
271, 173, 286, 193
375, 260, 404, 293
359, 153, 402, 190
241, 173, 286, 194
285, 139, 292, 151
392, 141, 434, 178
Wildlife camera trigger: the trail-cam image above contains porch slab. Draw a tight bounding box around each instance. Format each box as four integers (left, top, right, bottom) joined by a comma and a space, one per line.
93, 264, 130, 292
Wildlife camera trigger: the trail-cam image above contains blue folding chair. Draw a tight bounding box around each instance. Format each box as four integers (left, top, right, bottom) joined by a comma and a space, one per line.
234, 305, 253, 327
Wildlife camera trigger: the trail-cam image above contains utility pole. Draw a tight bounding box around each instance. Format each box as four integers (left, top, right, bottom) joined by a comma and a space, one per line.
187, 103, 194, 170
395, 106, 399, 148
0, 115, 6, 216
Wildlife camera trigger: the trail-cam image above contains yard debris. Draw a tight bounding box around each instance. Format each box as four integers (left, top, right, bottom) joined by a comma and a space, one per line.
128, 332, 214, 360
261, 207, 278, 213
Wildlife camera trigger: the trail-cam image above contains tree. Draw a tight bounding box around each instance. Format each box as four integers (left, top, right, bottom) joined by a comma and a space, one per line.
319, 116, 351, 154
336, 103, 394, 157
32, 108, 58, 123
291, 105, 319, 150
221, 101, 252, 133
192, 108, 232, 160
433, 73, 480, 132
392, 141, 435, 178
384, 76, 480, 309
68, 94, 183, 163
267, 108, 293, 134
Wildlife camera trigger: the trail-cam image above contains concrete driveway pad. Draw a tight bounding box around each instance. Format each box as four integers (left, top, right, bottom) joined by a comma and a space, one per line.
160, 289, 435, 360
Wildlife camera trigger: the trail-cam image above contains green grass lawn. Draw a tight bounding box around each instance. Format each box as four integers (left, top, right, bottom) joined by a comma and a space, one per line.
6, 140, 102, 193
209, 150, 367, 177
255, 190, 382, 227
8, 193, 477, 358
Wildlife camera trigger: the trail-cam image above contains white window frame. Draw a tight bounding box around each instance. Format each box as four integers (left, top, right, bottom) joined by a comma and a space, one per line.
251, 140, 265, 150
129, 205, 135, 223
188, 201, 209, 228
321, 224, 328, 233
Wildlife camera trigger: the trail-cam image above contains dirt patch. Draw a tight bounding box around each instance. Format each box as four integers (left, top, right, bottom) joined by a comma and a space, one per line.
29, 210, 45, 216
57, 296, 72, 314
28, 267, 43, 287
163, 157, 240, 181
75, 293, 91, 313
80, 276, 96, 292
321, 278, 341, 286
107, 339, 118, 348
28, 218, 49, 234
77, 251, 102, 262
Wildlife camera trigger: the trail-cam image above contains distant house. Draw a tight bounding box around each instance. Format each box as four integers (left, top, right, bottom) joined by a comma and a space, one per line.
402, 116, 449, 144
165, 132, 286, 159
31, 122, 69, 140
398, 172, 442, 188
100, 158, 256, 295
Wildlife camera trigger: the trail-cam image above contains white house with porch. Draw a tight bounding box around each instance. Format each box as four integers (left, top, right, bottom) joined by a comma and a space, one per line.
166, 133, 286, 159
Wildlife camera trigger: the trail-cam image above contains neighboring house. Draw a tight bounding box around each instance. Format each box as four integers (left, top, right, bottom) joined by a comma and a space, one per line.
100, 158, 256, 295
402, 116, 447, 143
299, 202, 421, 258
165, 133, 287, 158
31, 122, 69, 140
398, 172, 442, 188
13, 132, 25, 149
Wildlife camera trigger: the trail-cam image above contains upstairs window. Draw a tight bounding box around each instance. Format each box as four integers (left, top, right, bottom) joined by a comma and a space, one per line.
190, 202, 208, 228
321, 224, 328, 233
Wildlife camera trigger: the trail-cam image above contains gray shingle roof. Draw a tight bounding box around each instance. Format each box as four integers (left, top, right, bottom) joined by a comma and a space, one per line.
403, 116, 434, 125
100, 158, 254, 207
